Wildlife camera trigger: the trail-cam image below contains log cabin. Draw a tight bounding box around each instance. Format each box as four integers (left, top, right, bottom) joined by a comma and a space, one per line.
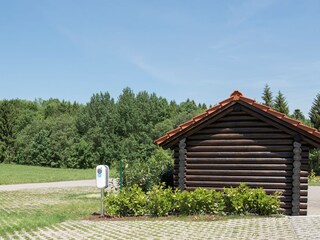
155, 90, 320, 215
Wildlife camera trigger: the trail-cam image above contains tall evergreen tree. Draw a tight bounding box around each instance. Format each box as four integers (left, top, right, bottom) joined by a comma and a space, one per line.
309, 93, 320, 130
292, 109, 305, 121
262, 84, 273, 107
274, 91, 289, 115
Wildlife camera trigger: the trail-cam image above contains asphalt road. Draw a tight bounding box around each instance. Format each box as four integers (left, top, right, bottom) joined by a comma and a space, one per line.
308, 186, 320, 215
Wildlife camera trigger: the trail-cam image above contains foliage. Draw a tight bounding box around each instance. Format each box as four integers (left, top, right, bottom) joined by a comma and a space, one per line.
105, 184, 280, 217
147, 184, 175, 216
309, 93, 320, 130
223, 184, 280, 215
273, 91, 289, 115
105, 184, 147, 217
177, 188, 225, 215
1, 88, 204, 170
262, 84, 273, 107
309, 149, 320, 175
309, 169, 316, 182
292, 109, 305, 122
0, 100, 19, 163
15, 114, 83, 168
309, 173, 320, 186
123, 148, 173, 191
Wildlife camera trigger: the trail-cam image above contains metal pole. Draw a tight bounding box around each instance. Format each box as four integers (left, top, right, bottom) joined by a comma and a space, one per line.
119, 160, 123, 192
100, 189, 104, 216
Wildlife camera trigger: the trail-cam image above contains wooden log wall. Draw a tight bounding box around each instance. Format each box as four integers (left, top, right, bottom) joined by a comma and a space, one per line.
176, 110, 310, 216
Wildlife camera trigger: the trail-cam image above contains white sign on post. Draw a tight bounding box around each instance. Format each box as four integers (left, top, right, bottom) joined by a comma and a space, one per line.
96, 165, 109, 217
96, 165, 109, 189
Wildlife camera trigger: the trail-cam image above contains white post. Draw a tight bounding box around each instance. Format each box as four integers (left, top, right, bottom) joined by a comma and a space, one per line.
100, 189, 104, 216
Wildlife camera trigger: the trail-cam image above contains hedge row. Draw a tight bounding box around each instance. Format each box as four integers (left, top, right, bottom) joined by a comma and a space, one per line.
105, 184, 280, 217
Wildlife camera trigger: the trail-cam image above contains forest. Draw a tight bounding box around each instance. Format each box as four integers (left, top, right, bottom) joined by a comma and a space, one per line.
0, 85, 319, 189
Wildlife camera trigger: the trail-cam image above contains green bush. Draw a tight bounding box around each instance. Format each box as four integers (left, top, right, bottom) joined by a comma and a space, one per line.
147, 184, 175, 216
249, 188, 280, 215
105, 184, 280, 217
105, 184, 147, 217
177, 188, 224, 215
223, 184, 280, 215
123, 148, 173, 191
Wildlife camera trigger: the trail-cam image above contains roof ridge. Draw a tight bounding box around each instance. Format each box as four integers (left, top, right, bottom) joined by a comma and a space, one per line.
154, 90, 320, 146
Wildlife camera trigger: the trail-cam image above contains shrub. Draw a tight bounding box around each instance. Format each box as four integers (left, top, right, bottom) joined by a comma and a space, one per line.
105, 184, 280, 217
147, 184, 174, 216
223, 184, 280, 215
224, 184, 250, 214
249, 188, 280, 215
123, 148, 173, 191
177, 188, 224, 215
105, 184, 147, 217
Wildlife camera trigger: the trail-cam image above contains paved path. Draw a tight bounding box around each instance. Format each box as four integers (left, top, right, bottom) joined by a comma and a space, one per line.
2, 216, 320, 240
308, 186, 320, 215
0, 179, 96, 191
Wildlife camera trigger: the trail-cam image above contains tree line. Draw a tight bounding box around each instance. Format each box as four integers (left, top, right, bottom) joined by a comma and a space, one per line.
0, 87, 205, 169
0, 86, 319, 174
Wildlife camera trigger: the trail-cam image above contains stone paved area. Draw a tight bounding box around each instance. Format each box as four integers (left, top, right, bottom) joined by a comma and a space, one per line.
289, 216, 320, 240
2, 216, 320, 240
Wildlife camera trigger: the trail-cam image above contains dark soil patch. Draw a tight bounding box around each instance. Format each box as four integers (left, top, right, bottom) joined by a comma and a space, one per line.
83, 213, 221, 222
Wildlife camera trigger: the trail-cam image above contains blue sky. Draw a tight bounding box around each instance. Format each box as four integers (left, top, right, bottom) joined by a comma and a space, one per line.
0, 0, 319, 115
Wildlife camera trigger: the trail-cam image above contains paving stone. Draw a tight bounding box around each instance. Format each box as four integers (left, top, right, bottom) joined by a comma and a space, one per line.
1, 217, 306, 240
288, 216, 320, 240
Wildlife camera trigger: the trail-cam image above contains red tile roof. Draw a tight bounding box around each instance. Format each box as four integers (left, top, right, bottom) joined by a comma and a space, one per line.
155, 90, 320, 146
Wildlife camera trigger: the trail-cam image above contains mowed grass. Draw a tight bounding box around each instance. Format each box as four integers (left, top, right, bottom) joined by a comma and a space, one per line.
309, 176, 320, 186
0, 164, 117, 185
0, 187, 100, 237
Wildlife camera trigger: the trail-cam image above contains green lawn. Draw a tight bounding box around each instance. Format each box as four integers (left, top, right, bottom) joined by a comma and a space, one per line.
309, 176, 320, 186
0, 187, 100, 236
0, 164, 117, 185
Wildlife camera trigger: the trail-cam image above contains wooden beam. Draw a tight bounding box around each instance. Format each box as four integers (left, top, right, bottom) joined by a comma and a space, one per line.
187, 139, 294, 146
178, 138, 186, 190
292, 141, 302, 216
239, 101, 320, 147
163, 104, 236, 149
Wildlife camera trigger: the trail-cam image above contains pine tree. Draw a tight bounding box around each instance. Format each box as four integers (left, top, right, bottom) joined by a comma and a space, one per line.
274, 91, 289, 115
262, 84, 273, 107
292, 109, 305, 121
309, 93, 320, 130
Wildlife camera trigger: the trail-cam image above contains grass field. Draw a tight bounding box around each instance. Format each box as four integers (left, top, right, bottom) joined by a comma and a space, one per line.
0, 187, 99, 237
0, 164, 117, 185
309, 176, 320, 186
